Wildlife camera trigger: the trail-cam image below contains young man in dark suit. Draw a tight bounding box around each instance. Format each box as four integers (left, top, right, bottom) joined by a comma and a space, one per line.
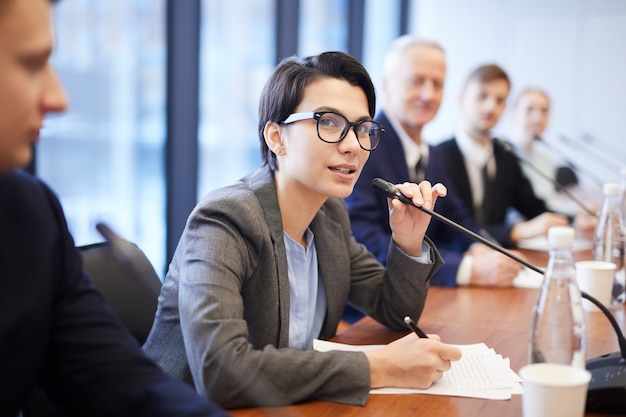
426, 64, 569, 262
0, 0, 227, 415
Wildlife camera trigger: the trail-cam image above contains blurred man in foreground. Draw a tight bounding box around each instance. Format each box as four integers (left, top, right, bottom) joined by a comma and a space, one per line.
0, 0, 227, 415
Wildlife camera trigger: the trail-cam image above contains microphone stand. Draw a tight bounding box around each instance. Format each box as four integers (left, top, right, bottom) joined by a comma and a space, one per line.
560, 134, 620, 172
372, 177, 626, 414
581, 132, 626, 164
496, 139, 599, 218
536, 137, 605, 187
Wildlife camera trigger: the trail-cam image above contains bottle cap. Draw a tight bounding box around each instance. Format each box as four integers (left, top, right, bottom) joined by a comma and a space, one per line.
603, 183, 620, 197
548, 226, 575, 249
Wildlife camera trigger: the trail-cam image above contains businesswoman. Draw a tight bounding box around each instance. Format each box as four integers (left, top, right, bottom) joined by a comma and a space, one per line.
143, 51, 461, 408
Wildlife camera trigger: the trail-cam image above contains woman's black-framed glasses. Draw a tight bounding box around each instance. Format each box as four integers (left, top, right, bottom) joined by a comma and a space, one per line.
281, 111, 384, 151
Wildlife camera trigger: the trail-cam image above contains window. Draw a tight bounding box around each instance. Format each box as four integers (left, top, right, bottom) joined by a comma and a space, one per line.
363, 0, 403, 98
198, 0, 276, 198
298, 0, 349, 56
39, 0, 167, 274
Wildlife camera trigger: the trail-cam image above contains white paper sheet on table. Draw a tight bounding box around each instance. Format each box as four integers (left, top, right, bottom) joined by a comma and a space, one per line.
512, 267, 544, 288
313, 340, 522, 400
516, 236, 593, 252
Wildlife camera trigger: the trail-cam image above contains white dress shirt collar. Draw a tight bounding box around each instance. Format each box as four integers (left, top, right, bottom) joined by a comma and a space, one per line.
386, 111, 429, 182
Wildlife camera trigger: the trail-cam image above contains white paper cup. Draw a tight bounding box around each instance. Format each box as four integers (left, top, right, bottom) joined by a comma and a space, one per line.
575, 261, 616, 311
520, 363, 591, 417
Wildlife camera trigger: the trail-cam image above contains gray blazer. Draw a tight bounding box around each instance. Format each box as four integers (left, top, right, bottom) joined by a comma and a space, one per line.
143, 166, 443, 408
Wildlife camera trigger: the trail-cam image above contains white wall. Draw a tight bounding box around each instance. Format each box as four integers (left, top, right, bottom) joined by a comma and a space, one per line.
409, 0, 626, 186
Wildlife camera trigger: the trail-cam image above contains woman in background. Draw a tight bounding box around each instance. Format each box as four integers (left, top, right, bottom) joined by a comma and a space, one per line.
508, 87, 597, 234
509, 87, 569, 201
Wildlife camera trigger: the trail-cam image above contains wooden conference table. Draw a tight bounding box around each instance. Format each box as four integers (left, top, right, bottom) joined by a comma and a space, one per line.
230, 249, 625, 417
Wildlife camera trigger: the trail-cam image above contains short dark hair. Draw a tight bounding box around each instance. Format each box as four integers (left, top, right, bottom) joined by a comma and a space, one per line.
463, 64, 510, 91
258, 51, 376, 171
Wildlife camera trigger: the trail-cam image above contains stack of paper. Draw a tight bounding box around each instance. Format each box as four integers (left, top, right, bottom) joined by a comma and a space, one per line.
314, 340, 522, 400
513, 267, 544, 288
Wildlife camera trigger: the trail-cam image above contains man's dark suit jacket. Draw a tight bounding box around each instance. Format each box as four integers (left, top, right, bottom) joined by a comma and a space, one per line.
0, 170, 226, 417
427, 137, 548, 248
345, 112, 480, 287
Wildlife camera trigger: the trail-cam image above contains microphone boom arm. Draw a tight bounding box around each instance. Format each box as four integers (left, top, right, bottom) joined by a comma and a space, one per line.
497, 139, 598, 218
539, 138, 605, 187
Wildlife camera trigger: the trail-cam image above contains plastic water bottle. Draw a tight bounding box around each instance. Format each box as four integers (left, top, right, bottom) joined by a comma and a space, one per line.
593, 182, 626, 304
530, 226, 586, 369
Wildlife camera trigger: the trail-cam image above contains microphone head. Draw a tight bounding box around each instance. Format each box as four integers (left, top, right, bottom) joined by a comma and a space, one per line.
371, 178, 397, 198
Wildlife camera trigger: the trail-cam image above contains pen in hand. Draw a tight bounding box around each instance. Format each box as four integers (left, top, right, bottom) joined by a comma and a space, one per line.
404, 316, 429, 339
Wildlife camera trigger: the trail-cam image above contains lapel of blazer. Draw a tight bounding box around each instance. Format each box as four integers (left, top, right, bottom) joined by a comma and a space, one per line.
484, 138, 504, 222
375, 112, 413, 183
483, 140, 501, 224
448, 138, 475, 216
247, 167, 291, 347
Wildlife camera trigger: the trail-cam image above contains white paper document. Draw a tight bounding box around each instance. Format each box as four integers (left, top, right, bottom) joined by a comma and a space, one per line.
512, 267, 544, 288
313, 339, 522, 400
516, 236, 593, 252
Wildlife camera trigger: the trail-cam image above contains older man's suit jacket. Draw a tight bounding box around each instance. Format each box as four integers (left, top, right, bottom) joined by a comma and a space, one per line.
427, 137, 548, 247
345, 111, 479, 286
0, 170, 226, 417
143, 165, 443, 408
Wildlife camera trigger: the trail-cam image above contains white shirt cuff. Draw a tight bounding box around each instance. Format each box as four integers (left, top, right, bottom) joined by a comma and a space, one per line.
398, 242, 431, 264
456, 255, 473, 286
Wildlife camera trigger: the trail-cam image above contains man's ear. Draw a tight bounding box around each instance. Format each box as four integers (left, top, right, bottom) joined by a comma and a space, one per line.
264, 121, 285, 155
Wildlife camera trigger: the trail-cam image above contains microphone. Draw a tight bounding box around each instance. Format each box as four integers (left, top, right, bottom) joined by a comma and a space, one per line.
535, 137, 605, 187
581, 132, 626, 164
496, 139, 598, 218
559, 134, 620, 172
372, 177, 626, 414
